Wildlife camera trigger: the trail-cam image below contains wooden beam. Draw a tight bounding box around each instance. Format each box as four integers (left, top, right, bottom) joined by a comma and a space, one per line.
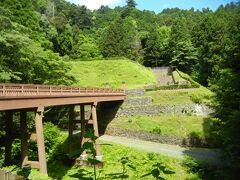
68, 105, 74, 153
20, 110, 28, 167
35, 107, 47, 174
5, 110, 13, 165
87, 120, 93, 124
92, 102, 101, 157
29, 133, 37, 141
0, 96, 125, 111
27, 161, 40, 169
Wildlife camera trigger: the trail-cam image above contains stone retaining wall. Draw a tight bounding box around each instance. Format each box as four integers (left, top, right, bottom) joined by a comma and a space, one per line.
116, 104, 213, 117
116, 105, 159, 117
105, 127, 218, 148
123, 97, 152, 106
126, 89, 146, 96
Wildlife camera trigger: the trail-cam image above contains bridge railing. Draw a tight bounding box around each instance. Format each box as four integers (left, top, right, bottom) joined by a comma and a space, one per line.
0, 83, 125, 97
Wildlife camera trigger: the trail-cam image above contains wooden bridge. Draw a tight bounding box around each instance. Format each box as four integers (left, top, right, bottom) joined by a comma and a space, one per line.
0, 83, 125, 174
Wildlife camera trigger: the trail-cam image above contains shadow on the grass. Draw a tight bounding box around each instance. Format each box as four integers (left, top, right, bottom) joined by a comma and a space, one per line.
47, 135, 90, 179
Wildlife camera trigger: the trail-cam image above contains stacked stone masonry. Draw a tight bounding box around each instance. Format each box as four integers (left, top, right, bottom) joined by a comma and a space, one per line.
118, 88, 213, 117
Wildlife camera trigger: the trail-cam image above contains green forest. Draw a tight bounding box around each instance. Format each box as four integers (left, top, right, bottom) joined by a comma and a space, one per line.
0, 0, 240, 179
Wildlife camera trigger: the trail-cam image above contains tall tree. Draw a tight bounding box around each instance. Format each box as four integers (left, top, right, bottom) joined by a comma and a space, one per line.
102, 18, 125, 57
214, 6, 240, 178
144, 26, 171, 66
121, 0, 137, 18
0, 15, 74, 84
170, 40, 197, 73
191, 12, 227, 85
126, 0, 137, 8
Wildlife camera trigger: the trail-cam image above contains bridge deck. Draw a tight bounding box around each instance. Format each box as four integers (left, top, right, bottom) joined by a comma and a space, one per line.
0, 83, 125, 110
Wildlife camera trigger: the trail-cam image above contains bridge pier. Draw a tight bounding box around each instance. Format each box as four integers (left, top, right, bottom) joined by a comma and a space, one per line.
92, 102, 101, 159
79, 102, 102, 161
35, 107, 47, 174
19, 108, 47, 174
68, 105, 74, 153
80, 104, 87, 158
5, 110, 13, 166
20, 110, 28, 167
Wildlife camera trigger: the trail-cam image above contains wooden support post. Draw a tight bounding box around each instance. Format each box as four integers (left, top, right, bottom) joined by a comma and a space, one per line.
68, 105, 74, 153
35, 107, 47, 174
5, 110, 13, 166
92, 102, 101, 159
80, 105, 85, 147
80, 105, 87, 159
20, 110, 28, 167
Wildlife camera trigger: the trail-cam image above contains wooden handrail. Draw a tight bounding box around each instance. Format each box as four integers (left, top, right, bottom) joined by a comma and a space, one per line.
0, 83, 125, 97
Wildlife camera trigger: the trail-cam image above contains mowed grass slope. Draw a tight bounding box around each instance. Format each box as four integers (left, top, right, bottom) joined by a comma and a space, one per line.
146, 87, 214, 105
109, 115, 214, 139
71, 59, 157, 89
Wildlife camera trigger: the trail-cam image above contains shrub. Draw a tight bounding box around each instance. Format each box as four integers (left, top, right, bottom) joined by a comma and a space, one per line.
189, 87, 214, 105
151, 126, 162, 134
182, 157, 201, 174
0, 147, 4, 167
7, 122, 61, 162
43, 122, 61, 155
182, 157, 221, 179
176, 69, 200, 87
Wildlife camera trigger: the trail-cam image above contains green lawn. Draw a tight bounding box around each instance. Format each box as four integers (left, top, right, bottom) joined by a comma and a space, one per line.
109, 115, 212, 138
147, 89, 194, 104
4, 142, 200, 180
72, 142, 199, 180
70, 59, 157, 89
146, 87, 214, 105
172, 71, 188, 83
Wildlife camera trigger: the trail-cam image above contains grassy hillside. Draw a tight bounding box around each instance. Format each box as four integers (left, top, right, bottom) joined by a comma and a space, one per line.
109, 115, 214, 139
70, 59, 157, 89
147, 87, 214, 105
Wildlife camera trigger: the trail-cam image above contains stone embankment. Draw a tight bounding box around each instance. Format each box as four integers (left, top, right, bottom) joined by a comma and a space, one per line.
104, 88, 216, 148
152, 67, 175, 85
117, 89, 213, 117
105, 127, 218, 148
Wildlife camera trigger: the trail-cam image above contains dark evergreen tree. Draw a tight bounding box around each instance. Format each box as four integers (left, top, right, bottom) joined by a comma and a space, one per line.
126, 0, 137, 8
121, 0, 137, 18
102, 18, 125, 57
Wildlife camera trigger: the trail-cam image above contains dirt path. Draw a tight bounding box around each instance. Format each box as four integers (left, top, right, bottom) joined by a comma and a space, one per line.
100, 135, 220, 164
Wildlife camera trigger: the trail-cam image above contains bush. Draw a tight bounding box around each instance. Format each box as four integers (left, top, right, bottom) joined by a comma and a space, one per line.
43, 122, 61, 155
182, 157, 201, 174
0, 147, 4, 167
182, 157, 221, 179
189, 87, 214, 105
5, 122, 61, 162
151, 126, 162, 134
176, 69, 200, 87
